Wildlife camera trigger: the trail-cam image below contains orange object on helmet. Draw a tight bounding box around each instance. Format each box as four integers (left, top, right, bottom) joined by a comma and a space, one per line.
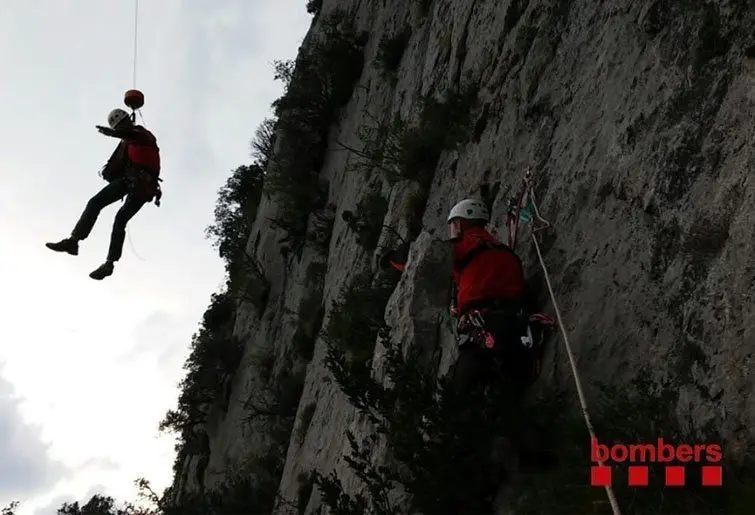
124, 89, 145, 110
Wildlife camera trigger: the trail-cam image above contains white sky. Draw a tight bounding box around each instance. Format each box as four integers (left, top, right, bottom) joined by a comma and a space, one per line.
0, 1, 312, 513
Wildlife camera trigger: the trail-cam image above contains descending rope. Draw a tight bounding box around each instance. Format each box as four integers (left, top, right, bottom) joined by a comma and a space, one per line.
518, 173, 622, 515
132, 0, 139, 88
127, 0, 147, 262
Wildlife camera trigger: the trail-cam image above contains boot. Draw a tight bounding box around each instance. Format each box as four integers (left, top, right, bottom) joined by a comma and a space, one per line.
45, 238, 79, 256
89, 261, 114, 280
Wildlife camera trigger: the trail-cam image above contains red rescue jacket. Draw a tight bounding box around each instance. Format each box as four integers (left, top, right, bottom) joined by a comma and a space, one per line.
451, 226, 525, 314
126, 126, 160, 173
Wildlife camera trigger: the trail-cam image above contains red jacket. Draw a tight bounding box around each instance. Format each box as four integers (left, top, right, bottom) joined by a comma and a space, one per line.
126, 126, 160, 173
451, 227, 525, 314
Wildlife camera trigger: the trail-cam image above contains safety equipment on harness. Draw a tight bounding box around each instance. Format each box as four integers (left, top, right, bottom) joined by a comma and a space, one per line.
126, 166, 162, 206
447, 198, 490, 223
108, 108, 130, 129
455, 307, 553, 350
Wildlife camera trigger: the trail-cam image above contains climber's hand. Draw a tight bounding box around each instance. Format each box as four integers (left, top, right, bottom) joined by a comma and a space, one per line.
450, 306, 459, 318
96, 125, 115, 136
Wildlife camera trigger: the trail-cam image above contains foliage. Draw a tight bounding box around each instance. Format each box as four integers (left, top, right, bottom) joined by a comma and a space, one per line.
317, 334, 514, 514
306, 203, 336, 254
241, 361, 305, 428
338, 84, 478, 188
318, 335, 755, 515
1, 502, 17, 515
306, 0, 322, 16
250, 117, 278, 168
375, 27, 412, 83
228, 251, 270, 314
341, 190, 390, 251
205, 164, 264, 275
323, 271, 398, 365
158, 290, 240, 472
264, 9, 367, 252
56, 494, 154, 515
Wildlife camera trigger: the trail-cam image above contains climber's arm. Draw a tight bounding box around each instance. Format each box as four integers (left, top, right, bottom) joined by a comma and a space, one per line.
96, 125, 151, 144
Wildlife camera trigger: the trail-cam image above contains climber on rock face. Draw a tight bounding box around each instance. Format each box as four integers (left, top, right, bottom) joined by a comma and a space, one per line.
445, 198, 536, 394
446, 197, 556, 473
45, 108, 162, 280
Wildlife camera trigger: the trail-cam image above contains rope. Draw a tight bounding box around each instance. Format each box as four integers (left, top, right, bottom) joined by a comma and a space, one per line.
132, 0, 139, 88
526, 185, 622, 515
126, 0, 147, 263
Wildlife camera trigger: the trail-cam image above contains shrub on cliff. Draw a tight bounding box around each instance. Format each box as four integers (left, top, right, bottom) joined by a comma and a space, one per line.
316, 333, 511, 515
205, 163, 264, 275
323, 270, 397, 366
158, 291, 240, 462
263, 9, 367, 254
341, 190, 390, 251
375, 26, 412, 84
339, 83, 478, 188
318, 346, 755, 515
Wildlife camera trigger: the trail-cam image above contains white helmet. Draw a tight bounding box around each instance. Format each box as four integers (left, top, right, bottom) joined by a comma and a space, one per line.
447, 198, 490, 223
107, 108, 130, 129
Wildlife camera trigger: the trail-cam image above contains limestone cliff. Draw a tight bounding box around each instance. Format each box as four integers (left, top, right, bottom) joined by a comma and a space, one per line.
165, 0, 755, 513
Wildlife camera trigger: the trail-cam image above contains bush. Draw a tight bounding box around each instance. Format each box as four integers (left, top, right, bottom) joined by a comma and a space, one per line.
228, 251, 270, 314
375, 27, 412, 83
205, 164, 264, 274
316, 333, 514, 514
341, 190, 389, 251
158, 291, 240, 469
318, 338, 755, 515
264, 10, 367, 251
338, 84, 478, 188
323, 271, 398, 365
250, 117, 278, 168
306, 0, 322, 16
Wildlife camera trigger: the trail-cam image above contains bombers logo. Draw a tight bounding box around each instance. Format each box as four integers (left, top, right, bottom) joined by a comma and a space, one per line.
590, 438, 723, 487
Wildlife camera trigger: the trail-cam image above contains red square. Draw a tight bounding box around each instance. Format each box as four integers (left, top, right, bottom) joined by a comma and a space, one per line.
628, 466, 649, 487
702, 466, 722, 486
665, 466, 686, 486
591, 465, 612, 486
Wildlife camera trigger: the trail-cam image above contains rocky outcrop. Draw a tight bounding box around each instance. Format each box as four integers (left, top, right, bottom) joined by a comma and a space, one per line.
168, 0, 755, 512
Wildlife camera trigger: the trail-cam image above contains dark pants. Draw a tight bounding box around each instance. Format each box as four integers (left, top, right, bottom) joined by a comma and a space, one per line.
452, 313, 541, 464
71, 177, 145, 261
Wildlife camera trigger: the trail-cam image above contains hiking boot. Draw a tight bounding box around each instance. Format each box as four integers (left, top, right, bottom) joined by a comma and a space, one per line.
45, 238, 79, 256
89, 261, 114, 280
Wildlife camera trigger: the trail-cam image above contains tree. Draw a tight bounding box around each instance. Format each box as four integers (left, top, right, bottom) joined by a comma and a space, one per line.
205, 164, 264, 271
250, 117, 278, 168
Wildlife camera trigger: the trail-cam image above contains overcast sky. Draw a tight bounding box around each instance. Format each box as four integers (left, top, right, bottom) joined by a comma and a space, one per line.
0, 1, 312, 513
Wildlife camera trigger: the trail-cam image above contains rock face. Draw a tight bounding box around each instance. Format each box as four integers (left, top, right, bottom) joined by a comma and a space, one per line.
169, 0, 755, 512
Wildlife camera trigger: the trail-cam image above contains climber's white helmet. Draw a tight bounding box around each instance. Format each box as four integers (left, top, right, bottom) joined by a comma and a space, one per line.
446, 198, 490, 223
107, 108, 130, 129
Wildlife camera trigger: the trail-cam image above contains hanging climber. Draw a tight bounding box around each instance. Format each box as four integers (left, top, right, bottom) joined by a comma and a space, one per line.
45, 106, 161, 280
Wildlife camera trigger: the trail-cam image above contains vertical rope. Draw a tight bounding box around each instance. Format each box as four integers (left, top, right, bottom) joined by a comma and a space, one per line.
127, 0, 147, 262
132, 0, 139, 88
527, 191, 622, 515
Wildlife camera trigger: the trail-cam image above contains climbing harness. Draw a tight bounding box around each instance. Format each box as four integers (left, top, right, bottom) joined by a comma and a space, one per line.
511, 170, 622, 515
